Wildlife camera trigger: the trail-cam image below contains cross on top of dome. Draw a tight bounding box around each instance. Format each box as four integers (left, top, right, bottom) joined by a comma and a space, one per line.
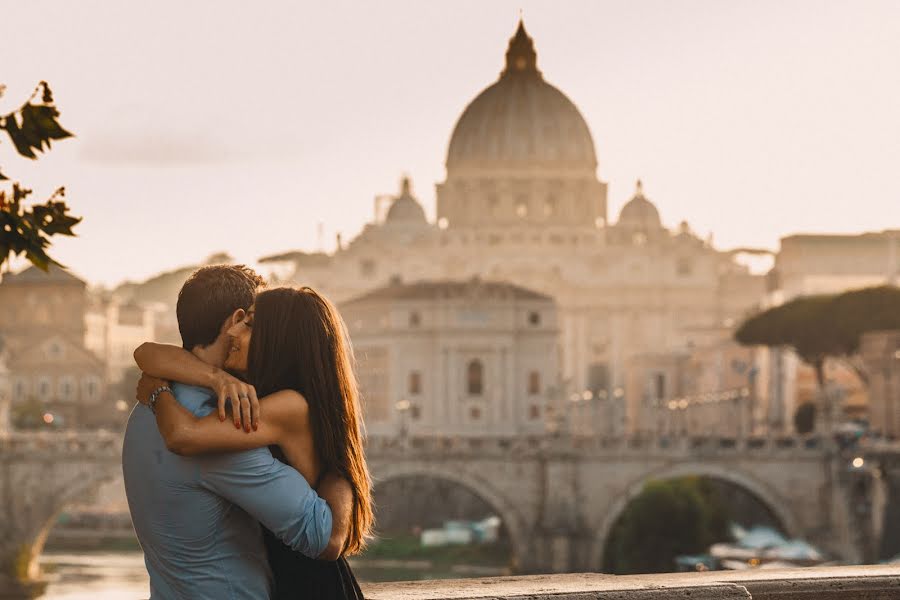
501, 19, 541, 79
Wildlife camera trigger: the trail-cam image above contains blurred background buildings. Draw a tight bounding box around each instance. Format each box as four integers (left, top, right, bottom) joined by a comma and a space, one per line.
1, 21, 898, 441
2, 19, 900, 596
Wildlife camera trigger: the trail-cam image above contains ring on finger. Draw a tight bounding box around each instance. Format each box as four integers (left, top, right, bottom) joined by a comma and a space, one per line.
238, 392, 248, 400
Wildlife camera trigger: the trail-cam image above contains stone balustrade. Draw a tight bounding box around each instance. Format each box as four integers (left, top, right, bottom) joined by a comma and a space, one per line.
362, 565, 900, 600
0, 430, 121, 458
363, 433, 834, 458
3, 430, 889, 459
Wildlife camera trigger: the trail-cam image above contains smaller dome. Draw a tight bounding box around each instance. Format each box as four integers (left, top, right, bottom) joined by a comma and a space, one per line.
385, 177, 427, 225
618, 180, 661, 230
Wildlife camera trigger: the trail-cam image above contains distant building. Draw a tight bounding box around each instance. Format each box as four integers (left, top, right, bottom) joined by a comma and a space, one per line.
771, 231, 900, 299
0, 266, 111, 429
0, 339, 10, 435
0, 264, 87, 348
625, 330, 763, 438
341, 278, 559, 436
266, 21, 765, 434
861, 330, 900, 438
759, 231, 900, 432
85, 296, 156, 386
6, 333, 107, 429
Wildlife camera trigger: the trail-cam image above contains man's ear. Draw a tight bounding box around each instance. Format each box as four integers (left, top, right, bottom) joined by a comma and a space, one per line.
219, 308, 245, 336
230, 308, 246, 328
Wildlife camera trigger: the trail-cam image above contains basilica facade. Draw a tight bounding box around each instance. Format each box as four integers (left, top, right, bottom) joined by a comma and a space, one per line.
269, 21, 766, 433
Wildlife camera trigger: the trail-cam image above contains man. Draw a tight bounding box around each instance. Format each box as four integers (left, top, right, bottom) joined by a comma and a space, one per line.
122, 265, 349, 599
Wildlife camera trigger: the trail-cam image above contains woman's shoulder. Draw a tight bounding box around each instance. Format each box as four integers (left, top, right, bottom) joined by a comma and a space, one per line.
262, 389, 310, 429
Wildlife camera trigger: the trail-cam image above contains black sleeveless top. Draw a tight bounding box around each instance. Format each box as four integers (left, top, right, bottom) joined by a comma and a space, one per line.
264, 447, 364, 600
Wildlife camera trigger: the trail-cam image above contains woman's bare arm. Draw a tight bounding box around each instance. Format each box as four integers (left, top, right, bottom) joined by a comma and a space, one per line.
137, 374, 305, 456
135, 373, 353, 559
134, 342, 218, 387
134, 342, 259, 428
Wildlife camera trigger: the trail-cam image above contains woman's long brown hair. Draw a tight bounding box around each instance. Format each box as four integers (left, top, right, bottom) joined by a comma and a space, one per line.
247, 286, 373, 555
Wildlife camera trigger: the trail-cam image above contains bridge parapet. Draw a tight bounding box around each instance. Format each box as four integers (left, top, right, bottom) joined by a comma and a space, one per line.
0, 431, 845, 459
361, 566, 900, 600
0, 431, 121, 458
364, 433, 831, 459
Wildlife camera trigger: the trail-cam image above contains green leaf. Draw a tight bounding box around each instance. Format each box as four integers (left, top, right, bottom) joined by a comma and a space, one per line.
29, 105, 73, 141
0, 81, 77, 274
19, 104, 51, 152
31, 200, 81, 236
2, 113, 37, 159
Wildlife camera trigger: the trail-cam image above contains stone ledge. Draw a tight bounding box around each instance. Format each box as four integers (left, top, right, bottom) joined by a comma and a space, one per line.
361, 565, 900, 600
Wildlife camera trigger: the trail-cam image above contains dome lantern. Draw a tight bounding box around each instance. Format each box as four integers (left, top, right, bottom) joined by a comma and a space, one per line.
501, 20, 541, 79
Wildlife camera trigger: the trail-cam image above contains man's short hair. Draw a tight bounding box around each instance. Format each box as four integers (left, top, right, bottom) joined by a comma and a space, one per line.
176, 265, 265, 350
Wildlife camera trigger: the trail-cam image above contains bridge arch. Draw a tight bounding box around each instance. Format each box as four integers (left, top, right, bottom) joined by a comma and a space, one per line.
370, 462, 531, 571
21, 464, 122, 580
591, 461, 801, 570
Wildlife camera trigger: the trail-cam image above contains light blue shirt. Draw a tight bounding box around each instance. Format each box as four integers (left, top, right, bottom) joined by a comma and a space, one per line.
122, 383, 332, 600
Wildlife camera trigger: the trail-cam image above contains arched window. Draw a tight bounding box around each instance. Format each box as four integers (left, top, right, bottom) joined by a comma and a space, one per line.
13, 378, 27, 401
408, 371, 422, 395
59, 376, 75, 402
83, 376, 100, 402
38, 376, 52, 399
467, 360, 484, 396
528, 371, 541, 395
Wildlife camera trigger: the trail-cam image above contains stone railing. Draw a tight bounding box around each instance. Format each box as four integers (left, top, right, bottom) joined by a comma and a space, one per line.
362, 565, 900, 599
4, 430, 886, 460
0, 430, 121, 458
364, 433, 833, 458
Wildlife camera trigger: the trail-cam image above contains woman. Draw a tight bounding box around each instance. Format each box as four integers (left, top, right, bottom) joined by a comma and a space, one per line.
134, 286, 372, 599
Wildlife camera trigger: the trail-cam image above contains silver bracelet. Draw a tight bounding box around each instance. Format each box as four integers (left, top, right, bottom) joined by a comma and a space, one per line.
148, 385, 173, 414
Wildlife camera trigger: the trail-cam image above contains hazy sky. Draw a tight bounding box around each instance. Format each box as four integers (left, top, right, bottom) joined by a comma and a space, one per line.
4, 1, 899, 286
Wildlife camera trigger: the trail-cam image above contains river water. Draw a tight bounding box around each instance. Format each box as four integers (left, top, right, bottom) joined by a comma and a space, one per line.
39, 552, 150, 600
37, 550, 507, 598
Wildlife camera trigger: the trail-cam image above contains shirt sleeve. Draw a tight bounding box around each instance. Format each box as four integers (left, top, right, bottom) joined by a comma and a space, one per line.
198, 448, 333, 558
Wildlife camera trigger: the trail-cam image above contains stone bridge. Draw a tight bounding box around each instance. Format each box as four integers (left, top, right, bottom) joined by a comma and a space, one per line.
0, 431, 122, 597
1, 431, 898, 594
365, 434, 896, 573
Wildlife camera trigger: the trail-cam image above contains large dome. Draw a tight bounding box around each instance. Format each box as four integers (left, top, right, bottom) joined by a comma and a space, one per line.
446, 21, 597, 173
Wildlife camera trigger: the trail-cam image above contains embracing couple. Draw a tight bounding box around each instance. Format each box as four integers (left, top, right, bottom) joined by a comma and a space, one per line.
122, 264, 372, 599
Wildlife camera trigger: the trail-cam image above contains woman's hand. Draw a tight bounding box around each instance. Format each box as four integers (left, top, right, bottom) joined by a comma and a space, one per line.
136, 373, 169, 406
211, 370, 260, 432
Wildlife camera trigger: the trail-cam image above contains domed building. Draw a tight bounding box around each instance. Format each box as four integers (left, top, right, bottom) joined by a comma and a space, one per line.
267, 20, 767, 435
437, 21, 607, 229
385, 177, 428, 226
610, 180, 666, 244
